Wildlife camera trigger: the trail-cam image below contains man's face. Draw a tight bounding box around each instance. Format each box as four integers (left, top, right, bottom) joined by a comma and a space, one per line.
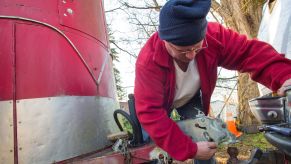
164, 39, 207, 63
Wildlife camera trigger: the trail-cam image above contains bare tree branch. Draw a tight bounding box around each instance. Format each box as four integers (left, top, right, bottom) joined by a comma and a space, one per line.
110, 40, 137, 58
131, 14, 152, 37
211, 0, 231, 19
218, 76, 238, 80
121, 1, 162, 10
216, 85, 238, 90
105, 6, 123, 13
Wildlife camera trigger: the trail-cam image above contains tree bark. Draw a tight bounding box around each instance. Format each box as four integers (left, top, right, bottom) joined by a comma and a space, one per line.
211, 0, 265, 127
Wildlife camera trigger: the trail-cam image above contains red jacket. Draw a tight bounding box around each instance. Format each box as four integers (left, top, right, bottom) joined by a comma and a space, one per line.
134, 22, 291, 160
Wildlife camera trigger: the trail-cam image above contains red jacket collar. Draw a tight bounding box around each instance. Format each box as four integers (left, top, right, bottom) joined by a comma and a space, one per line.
152, 32, 172, 68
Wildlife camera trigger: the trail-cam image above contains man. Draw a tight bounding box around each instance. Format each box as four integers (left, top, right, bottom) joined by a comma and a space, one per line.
134, 0, 291, 162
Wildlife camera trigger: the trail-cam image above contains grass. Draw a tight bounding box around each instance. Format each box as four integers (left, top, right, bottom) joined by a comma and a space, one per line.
215, 133, 275, 163
218, 133, 274, 151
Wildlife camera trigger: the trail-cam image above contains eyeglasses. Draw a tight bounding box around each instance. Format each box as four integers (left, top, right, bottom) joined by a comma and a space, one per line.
169, 39, 208, 55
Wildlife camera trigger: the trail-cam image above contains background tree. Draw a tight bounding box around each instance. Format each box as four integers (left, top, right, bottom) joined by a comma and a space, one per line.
108, 25, 127, 101
211, 0, 265, 128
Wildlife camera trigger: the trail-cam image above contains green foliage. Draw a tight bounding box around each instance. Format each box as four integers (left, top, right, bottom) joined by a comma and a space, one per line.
118, 115, 133, 134
107, 25, 127, 100
170, 109, 181, 121
239, 133, 274, 150
218, 133, 274, 151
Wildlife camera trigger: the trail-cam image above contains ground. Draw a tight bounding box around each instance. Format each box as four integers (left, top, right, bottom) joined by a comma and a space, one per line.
173, 133, 275, 164
216, 133, 275, 163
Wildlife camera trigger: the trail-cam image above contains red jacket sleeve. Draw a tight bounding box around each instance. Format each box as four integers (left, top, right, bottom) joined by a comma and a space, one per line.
134, 62, 197, 161
213, 23, 291, 90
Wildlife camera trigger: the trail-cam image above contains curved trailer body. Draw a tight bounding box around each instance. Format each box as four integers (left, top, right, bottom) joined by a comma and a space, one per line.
0, 0, 120, 163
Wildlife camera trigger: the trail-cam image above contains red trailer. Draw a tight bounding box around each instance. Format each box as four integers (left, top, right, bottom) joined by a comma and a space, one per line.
0, 1, 157, 163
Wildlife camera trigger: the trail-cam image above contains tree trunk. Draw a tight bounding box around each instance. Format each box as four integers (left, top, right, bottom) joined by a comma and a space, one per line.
211, 0, 265, 127
237, 73, 260, 126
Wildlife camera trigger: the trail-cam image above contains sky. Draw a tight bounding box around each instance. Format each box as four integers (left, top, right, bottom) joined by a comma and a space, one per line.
104, 0, 149, 97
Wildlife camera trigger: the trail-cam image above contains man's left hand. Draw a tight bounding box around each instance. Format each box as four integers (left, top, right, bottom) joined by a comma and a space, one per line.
277, 79, 291, 96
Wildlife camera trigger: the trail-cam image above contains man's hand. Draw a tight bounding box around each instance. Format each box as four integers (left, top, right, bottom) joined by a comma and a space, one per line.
277, 79, 291, 96
194, 141, 217, 160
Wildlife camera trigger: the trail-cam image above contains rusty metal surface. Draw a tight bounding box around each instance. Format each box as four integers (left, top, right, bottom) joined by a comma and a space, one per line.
71, 144, 156, 164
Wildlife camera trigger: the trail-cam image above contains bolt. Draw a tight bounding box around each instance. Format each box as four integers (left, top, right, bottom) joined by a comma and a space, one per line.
67, 8, 73, 15
158, 153, 164, 159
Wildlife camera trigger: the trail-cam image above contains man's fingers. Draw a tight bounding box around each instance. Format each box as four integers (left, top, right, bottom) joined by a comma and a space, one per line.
208, 146, 217, 149
278, 85, 291, 96
277, 87, 285, 96
278, 79, 291, 96
207, 142, 217, 149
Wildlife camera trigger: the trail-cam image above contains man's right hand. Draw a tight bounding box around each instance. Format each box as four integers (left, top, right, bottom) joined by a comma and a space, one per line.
194, 141, 217, 160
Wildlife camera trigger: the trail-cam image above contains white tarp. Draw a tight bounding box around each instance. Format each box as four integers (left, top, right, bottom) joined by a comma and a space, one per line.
257, 0, 291, 95
258, 0, 291, 57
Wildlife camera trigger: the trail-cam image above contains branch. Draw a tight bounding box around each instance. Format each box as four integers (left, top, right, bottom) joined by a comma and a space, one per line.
216, 85, 238, 90
211, 0, 232, 23
151, 0, 161, 11
105, 6, 123, 13
216, 82, 238, 118
110, 40, 137, 58
128, 22, 158, 27
218, 76, 238, 80
210, 9, 222, 24
131, 15, 151, 37
149, 16, 158, 32
122, 2, 161, 11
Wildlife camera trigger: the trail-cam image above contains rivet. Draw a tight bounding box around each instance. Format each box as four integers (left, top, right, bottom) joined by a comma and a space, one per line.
19, 147, 22, 150
10, 150, 13, 153
17, 100, 20, 103
67, 8, 73, 15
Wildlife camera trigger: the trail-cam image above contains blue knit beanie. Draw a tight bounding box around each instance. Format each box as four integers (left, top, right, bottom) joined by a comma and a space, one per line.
158, 0, 211, 46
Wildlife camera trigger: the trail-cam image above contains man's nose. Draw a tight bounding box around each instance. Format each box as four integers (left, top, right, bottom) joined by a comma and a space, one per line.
185, 51, 196, 59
